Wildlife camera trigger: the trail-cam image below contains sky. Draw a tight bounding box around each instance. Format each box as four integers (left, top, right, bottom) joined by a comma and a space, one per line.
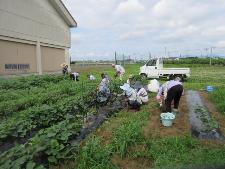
62, 0, 225, 60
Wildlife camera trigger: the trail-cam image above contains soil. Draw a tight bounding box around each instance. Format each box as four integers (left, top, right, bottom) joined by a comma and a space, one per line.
111, 154, 152, 169
95, 118, 121, 145
143, 95, 191, 138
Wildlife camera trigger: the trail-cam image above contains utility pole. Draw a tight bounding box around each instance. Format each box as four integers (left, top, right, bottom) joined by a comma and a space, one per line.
210, 47, 215, 66
122, 54, 125, 66
168, 52, 170, 58
204, 48, 209, 57
114, 51, 117, 64
164, 47, 167, 58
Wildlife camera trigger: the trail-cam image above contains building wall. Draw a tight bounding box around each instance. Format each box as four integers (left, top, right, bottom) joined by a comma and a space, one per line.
0, 39, 37, 75
41, 46, 65, 72
0, 0, 71, 48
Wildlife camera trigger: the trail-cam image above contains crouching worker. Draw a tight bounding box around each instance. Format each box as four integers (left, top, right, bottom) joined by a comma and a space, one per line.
157, 76, 183, 113
96, 73, 110, 104
137, 87, 148, 104
70, 72, 80, 81
61, 63, 68, 75
134, 82, 149, 104
112, 64, 125, 80
87, 74, 96, 81
120, 83, 142, 111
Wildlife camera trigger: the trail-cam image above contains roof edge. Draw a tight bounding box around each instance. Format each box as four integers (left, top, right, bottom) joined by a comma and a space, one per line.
49, 0, 77, 27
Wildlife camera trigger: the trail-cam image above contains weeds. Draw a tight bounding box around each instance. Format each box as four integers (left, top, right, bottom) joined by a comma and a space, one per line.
75, 136, 115, 169
111, 120, 142, 158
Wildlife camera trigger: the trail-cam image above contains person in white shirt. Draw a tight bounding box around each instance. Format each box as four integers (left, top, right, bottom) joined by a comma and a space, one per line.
137, 88, 148, 104
133, 81, 149, 104
87, 74, 96, 81
70, 72, 79, 81
112, 64, 125, 80
120, 83, 142, 111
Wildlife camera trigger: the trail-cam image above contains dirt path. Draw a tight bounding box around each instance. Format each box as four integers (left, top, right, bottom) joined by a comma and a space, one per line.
111, 154, 152, 169
143, 94, 191, 138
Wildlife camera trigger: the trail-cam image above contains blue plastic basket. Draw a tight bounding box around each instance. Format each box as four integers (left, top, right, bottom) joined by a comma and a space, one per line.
206, 86, 214, 92
160, 113, 175, 127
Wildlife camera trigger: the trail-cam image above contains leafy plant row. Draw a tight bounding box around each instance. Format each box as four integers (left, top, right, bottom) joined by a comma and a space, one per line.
0, 74, 69, 90
0, 115, 82, 169
0, 82, 82, 118
0, 80, 76, 103
0, 87, 96, 146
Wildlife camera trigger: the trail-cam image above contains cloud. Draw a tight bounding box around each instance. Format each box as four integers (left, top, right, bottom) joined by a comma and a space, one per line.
115, 0, 145, 15
119, 30, 146, 40
71, 33, 84, 44
216, 41, 225, 48
62, 0, 225, 60
202, 26, 225, 37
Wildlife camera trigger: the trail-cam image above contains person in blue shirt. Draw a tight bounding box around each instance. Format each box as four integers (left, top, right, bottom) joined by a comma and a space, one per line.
96, 73, 110, 103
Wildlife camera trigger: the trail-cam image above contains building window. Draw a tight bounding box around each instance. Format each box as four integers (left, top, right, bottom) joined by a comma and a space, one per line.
5, 64, 30, 70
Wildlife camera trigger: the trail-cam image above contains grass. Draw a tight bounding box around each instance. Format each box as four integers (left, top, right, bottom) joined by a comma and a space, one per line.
69, 63, 225, 169
72, 96, 225, 169
143, 135, 225, 169
75, 136, 115, 169
209, 88, 225, 115
2, 63, 225, 168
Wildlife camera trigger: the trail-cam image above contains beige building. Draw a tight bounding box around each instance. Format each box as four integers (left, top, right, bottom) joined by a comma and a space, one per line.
0, 0, 77, 75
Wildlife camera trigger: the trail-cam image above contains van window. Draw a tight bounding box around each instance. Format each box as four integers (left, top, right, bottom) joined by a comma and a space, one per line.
159, 58, 163, 64
146, 60, 156, 66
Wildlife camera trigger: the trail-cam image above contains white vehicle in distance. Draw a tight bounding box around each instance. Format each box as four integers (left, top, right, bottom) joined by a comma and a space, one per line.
139, 58, 190, 81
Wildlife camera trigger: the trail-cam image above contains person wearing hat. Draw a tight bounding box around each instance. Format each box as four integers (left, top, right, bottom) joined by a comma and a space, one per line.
61, 63, 68, 75
156, 75, 183, 113
112, 64, 125, 80
127, 74, 134, 85
96, 73, 110, 103
120, 83, 142, 111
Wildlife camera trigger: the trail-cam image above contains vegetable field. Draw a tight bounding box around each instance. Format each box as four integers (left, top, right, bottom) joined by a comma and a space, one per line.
0, 63, 225, 169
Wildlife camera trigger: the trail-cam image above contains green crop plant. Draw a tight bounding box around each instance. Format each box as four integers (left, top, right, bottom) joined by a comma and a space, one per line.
195, 106, 219, 131
0, 115, 81, 169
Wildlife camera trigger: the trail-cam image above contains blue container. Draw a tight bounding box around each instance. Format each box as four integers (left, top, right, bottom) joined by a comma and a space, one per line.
160, 113, 175, 127
206, 86, 214, 92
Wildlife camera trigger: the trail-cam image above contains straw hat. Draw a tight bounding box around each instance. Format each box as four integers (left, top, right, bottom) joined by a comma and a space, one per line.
60, 63, 67, 67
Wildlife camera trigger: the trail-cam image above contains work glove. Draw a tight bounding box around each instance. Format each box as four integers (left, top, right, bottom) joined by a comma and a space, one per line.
156, 95, 161, 102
